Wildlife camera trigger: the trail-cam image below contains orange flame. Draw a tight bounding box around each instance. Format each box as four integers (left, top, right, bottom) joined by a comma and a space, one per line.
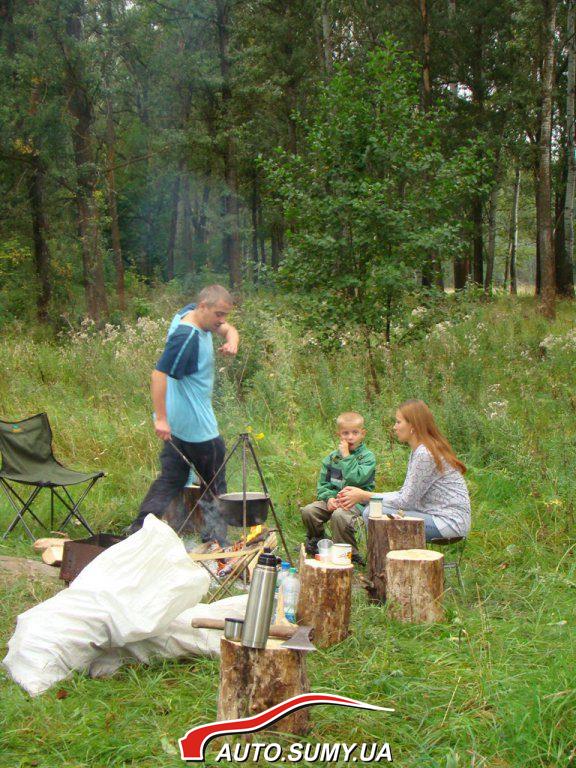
247, 525, 263, 543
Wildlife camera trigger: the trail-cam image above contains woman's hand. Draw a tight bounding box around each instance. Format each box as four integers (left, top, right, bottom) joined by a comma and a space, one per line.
336, 486, 372, 510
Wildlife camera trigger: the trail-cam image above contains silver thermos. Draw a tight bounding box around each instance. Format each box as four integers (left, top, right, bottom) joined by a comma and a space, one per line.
241, 552, 278, 649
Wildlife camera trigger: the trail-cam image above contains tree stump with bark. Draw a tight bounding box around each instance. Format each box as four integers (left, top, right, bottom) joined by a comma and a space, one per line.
217, 637, 310, 734
162, 486, 203, 535
385, 549, 445, 623
366, 515, 425, 602
296, 547, 353, 648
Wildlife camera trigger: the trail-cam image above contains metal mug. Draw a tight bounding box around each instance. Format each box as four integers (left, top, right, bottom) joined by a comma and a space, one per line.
224, 618, 244, 641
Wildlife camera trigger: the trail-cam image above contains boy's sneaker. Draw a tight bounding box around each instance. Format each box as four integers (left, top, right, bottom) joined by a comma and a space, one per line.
304, 537, 319, 556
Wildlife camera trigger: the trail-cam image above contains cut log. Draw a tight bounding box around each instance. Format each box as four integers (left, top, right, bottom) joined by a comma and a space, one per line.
386, 548, 445, 623
41, 545, 64, 567
162, 486, 203, 535
366, 515, 425, 602
296, 546, 353, 648
218, 637, 310, 734
33, 536, 70, 553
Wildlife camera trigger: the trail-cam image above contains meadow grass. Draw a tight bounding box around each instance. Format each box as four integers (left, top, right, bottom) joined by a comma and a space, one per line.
0, 291, 575, 767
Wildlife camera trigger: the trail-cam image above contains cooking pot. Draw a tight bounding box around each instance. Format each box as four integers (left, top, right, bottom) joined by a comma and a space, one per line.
218, 492, 270, 527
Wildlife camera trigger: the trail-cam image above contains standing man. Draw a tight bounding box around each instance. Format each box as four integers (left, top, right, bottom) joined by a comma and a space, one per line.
127, 285, 239, 539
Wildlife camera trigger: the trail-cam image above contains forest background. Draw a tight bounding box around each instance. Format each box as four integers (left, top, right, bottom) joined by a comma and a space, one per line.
1, 0, 576, 320
1, 1, 576, 767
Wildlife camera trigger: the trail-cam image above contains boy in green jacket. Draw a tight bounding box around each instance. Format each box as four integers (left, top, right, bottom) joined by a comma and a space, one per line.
301, 411, 376, 565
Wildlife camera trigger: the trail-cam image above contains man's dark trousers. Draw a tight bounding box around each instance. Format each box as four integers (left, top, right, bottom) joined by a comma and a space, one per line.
134, 435, 227, 541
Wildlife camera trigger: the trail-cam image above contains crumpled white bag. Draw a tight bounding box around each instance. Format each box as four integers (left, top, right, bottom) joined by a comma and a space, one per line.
88, 594, 248, 678
2, 515, 211, 696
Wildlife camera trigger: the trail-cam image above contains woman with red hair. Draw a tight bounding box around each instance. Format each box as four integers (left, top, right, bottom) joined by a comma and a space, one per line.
337, 400, 471, 540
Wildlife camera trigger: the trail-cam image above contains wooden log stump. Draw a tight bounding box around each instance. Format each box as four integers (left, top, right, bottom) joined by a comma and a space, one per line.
218, 638, 310, 734
366, 515, 425, 602
386, 549, 445, 623
163, 486, 203, 535
296, 546, 353, 648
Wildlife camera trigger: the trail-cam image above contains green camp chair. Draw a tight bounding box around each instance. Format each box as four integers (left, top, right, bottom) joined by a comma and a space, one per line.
0, 414, 103, 540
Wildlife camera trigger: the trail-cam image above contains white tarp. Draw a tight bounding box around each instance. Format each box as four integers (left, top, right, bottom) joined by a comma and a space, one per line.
88, 593, 248, 679
3, 515, 217, 696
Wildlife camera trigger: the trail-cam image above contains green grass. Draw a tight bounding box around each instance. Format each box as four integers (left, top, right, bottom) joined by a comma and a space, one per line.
0, 291, 575, 767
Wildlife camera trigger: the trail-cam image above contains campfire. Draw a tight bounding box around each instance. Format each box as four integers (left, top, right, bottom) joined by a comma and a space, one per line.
188, 524, 277, 602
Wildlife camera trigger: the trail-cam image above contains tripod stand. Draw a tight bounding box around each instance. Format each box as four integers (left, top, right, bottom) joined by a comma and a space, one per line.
175, 433, 293, 593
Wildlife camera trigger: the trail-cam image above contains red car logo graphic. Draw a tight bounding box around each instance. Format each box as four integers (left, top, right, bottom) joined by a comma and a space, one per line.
179, 693, 393, 761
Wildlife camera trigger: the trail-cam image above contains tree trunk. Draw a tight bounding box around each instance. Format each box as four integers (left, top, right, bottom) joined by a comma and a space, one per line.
555, 186, 567, 293
538, 0, 557, 318
105, 94, 125, 309
471, 195, 484, 285
507, 167, 521, 294
366, 515, 426, 602
65, 1, 108, 320
420, 0, 432, 110
418, 0, 444, 290
386, 549, 445, 623
296, 547, 353, 648
218, 638, 310, 735
251, 171, 259, 265
447, 0, 458, 97
271, 218, 284, 269
484, 178, 500, 290
27, 74, 51, 322
28, 157, 52, 322
166, 172, 181, 281
103, 0, 124, 309
320, 0, 333, 75
182, 174, 194, 270
562, 0, 576, 297
216, 0, 241, 287
258, 199, 267, 266
454, 257, 469, 289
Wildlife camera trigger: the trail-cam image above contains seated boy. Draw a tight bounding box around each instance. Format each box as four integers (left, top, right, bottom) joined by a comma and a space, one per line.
300, 412, 376, 565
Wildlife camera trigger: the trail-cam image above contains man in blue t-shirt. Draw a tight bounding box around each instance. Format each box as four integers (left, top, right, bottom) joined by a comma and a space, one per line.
127, 285, 239, 540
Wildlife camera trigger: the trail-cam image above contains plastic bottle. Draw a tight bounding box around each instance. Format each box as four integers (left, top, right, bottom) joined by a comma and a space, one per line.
272, 561, 291, 622
282, 567, 300, 623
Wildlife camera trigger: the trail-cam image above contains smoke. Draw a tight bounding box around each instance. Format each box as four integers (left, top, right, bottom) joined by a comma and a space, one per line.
199, 496, 229, 547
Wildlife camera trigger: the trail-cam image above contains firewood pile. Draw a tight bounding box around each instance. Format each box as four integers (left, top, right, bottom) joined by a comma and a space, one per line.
187, 524, 278, 602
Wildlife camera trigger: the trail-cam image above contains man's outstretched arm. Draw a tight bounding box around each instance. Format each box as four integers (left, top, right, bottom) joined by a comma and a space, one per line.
151, 369, 171, 440
215, 321, 239, 355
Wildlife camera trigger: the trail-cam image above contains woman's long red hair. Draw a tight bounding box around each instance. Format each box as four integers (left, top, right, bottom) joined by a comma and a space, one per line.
398, 399, 466, 474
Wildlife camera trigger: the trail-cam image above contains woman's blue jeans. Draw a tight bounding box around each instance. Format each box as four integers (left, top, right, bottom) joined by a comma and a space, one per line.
362, 504, 442, 541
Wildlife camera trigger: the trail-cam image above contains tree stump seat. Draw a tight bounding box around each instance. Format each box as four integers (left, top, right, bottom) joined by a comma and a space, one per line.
296, 545, 353, 648
386, 548, 445, 623
366, 514, 426, 602
217, 637, 310, 735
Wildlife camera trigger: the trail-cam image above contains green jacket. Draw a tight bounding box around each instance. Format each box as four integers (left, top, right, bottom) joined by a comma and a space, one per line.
317, 442, 376, 512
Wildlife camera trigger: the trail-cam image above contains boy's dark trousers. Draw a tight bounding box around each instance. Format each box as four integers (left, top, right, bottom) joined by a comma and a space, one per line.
133, 435, 227, 542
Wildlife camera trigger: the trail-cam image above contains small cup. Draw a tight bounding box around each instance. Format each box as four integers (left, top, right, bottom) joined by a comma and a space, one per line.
331, 543, 352, 565
369, 498, 383, 518
224, 618, 244, 641
317, 538, 333, 561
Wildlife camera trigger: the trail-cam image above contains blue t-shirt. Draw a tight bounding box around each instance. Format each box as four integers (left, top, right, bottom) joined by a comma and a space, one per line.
155, 304, 219, 443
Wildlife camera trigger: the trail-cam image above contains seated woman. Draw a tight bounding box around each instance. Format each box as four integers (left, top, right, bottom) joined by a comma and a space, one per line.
337, 399, 471, 541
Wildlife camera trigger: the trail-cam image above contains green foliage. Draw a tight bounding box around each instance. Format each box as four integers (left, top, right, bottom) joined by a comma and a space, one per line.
265, 41, 489, 342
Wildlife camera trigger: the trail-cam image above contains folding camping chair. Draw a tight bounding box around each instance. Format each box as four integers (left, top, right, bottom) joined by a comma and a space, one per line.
0, 413, 104, 540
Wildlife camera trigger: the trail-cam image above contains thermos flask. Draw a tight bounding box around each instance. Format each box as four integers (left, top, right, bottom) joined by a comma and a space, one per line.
241, 552, 278, 649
